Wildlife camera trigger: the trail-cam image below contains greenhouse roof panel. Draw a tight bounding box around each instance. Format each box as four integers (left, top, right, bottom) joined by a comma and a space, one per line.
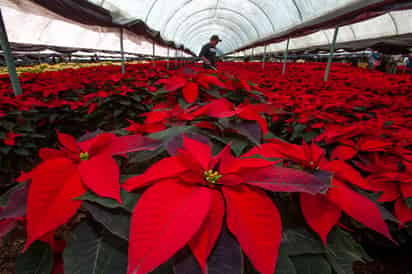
85, 0, 411, 53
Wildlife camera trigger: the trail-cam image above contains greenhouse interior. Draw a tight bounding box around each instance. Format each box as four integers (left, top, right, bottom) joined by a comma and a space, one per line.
0, 0, 412, 273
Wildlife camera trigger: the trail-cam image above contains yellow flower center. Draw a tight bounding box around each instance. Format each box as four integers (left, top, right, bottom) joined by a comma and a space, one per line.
80, 152, 89, 161
204, 170, 222, 184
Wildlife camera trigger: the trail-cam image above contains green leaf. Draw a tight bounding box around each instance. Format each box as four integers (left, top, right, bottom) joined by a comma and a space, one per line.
230, 137, 249, 157
220, 119, 261, 145
148, 126, 194, 141
282, 228, 325, 256
291, 124, 307, 141
127, 147, 165, 164
0, 183, 26, 207
76, 189, 140, 213
114, 109, 123, 117
291, 255, 332, 274
263, 131, 278, 140
303, 131, 319, 143
325, 228, 369, 274
15, 148, 31, 156
276, 245, 297, 274
204, 88, 221, 98
64, 221, 128, 274
83, 202, 130, 241
0, 146, 12, 154
15, 241, 54, 274
405, 197, 412, 209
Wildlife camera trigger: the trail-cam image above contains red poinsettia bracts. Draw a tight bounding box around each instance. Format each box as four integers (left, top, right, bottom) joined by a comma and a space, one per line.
155, 73, 226, 104
23, 132, 159, 250
3, 131, 22, 146
190, 98, 274, 134
243, 139, 395, 245
123, 137, 328, 274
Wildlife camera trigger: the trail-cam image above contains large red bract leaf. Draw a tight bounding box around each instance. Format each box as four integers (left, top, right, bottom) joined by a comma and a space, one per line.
321, 160, 378, 191
242, 143, 293, 159
193, 98, 234, 118
189, 190, 225, 273
359, 139, 392, 152
25, 158, 86, 249
330, 145, 357, 160
123, 157, 187, 191
223, 185, 281, 274
300, 193, 341, 245
79, 133, 114, 155
78, 154, 121, 202
183, 137, 212, 170
39, 148, 66, 161
400, 182, 412, 199
244, 166, 328, 194
183, 82, 199, 104
57, 132, 79, 153
128, 180, 213, 274
327, 179, 394, 242
156, 76, 187, 91
394, 199, 412, 225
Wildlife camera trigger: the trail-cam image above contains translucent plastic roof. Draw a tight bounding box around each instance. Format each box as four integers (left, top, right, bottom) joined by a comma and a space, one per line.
86, 0, 409, 54
0, 0, 409, 57
240, 9, 412, 55
0, 0, 188, 57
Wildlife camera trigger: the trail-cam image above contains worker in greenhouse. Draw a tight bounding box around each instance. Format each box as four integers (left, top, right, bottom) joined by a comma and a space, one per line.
368, 50, 382, 70
199, 35, 222, 69
406, 54, 412, 73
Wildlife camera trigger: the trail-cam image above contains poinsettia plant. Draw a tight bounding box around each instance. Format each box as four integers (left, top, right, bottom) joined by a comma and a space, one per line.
0, 61, 410, 274
123, 136, 328, 274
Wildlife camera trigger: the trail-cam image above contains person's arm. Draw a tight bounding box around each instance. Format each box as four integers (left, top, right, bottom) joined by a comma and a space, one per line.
201, 56, 211, 65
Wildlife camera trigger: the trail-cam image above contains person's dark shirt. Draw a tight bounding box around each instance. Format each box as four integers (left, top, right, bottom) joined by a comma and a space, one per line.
407, 57, 412, 68
199, 43, 217, 67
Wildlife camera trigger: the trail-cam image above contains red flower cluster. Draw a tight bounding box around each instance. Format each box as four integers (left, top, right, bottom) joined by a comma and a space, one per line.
1, 61, 411, 273
124, 136, 326, 274
20, 132, 159, 249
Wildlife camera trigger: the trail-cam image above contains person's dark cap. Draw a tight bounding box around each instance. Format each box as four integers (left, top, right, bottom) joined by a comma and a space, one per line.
210, 35, 222, 42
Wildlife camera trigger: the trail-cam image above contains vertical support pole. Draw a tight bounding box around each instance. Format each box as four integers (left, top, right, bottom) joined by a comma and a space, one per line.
324, 26, 339, 82
152, 40, 155, 67
282, 37, 290, 75
0, 10, 22, 96
251, 48, 254, 59
167, 47, 170, 70
262, 45, 267, 69
120, 27, 125, 74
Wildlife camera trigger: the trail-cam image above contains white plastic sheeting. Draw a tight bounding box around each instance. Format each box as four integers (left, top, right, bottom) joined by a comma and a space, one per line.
239, 9, 412, 55
0, 0, 409, 57
0, 0, 185, 57
86, 0, 408, 54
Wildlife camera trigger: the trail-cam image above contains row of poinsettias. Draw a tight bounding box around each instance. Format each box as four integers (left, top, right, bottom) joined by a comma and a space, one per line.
10, 129, 395, 274
0, 62, 411, 273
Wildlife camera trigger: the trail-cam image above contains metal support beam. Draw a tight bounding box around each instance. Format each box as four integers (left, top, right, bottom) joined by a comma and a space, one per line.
167, 47, 170, 70
282, 37, 290, 75
0, 9, 22, 96
120, 28, 125, 74
262, 45, 267, 69
324, 26, 339, 82
152, 40, 155, 67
